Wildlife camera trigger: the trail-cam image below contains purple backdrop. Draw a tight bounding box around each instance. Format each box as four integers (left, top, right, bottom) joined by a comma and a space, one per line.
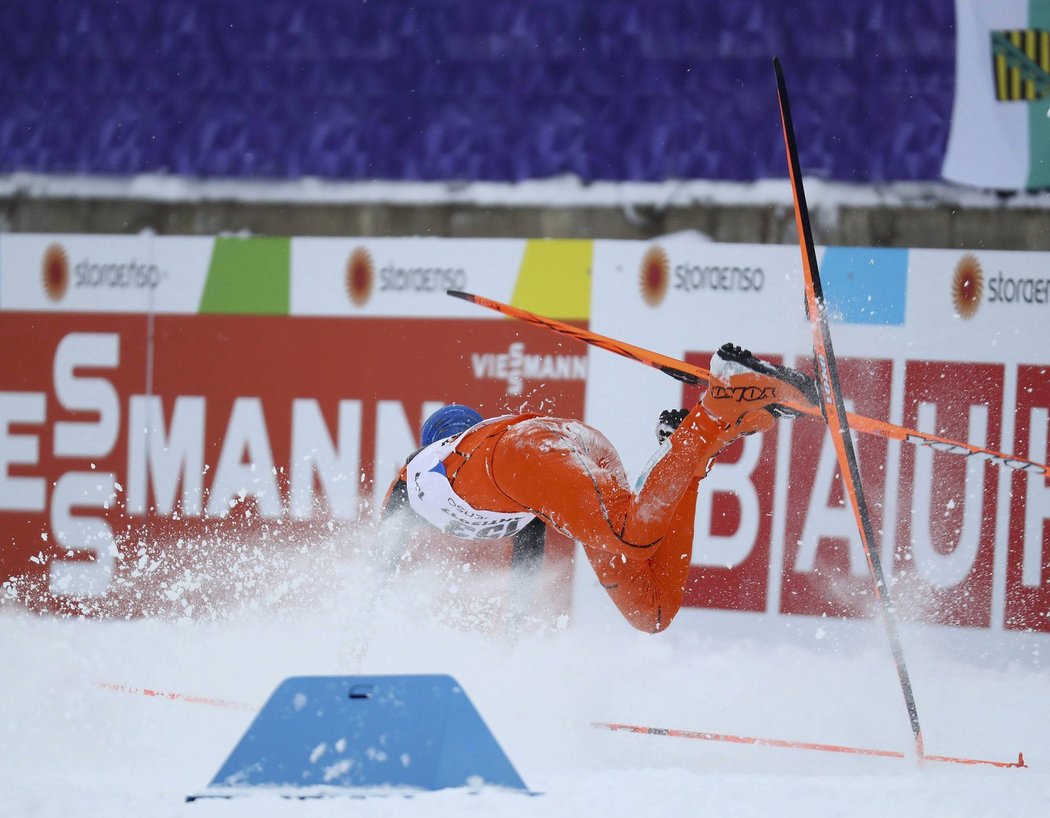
0, 0, 955, 183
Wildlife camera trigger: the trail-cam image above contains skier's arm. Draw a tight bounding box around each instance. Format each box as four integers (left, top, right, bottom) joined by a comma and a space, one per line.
503, 517, 546, 636
510, 517, 546, 578
375, 461, 419, 574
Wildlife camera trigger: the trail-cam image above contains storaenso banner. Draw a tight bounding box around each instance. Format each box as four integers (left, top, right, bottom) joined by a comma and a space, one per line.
673, 263, 765, 293
289, 237, 534, 317
588, 236, 1050, 635
1, 235, 213, 313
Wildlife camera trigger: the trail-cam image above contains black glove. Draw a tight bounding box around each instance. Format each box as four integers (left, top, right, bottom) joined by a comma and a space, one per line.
655, 408, 689, 444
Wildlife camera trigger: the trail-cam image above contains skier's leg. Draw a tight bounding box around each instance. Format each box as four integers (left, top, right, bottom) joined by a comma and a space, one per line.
489, 407, 724, 558
478, 344, 801, 559
583, 477, 699, 632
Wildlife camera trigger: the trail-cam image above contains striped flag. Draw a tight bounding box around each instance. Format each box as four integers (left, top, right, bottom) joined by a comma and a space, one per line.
942, 0, 1050, 190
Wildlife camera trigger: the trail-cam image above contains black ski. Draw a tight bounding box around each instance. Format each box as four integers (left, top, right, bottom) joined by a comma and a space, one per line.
774, 56, 925, 761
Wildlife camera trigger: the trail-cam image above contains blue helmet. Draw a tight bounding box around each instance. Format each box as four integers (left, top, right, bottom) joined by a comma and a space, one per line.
420, 404, 484, 447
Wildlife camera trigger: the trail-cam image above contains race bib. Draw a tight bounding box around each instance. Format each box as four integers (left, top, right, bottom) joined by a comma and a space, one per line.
405, 426, 536, 541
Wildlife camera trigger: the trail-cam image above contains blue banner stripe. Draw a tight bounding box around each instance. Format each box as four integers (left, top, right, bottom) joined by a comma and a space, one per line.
821, 247, 908, 326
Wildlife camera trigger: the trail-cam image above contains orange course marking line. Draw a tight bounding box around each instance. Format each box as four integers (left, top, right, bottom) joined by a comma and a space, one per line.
94, 683, 1027, 770
594, 722, 1027, 769
95, 681, 256, 712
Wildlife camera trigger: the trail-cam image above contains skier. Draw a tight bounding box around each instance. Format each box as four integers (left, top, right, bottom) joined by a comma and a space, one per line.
378, 343, 816, 632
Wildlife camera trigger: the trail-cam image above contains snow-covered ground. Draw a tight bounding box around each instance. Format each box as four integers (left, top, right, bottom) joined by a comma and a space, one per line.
3, 546, 1049, 818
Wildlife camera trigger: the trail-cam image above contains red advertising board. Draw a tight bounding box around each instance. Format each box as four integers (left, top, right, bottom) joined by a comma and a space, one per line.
0, 313, 586, 620
780, 358, 893, 620
1006, 364, 1050, 631
669, 352, 1049, 632
893, 361, 1003, 628
680, 350, 779, 613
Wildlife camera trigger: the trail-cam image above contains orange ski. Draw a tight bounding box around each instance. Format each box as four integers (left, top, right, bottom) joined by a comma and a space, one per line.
447, 289, 1050, 478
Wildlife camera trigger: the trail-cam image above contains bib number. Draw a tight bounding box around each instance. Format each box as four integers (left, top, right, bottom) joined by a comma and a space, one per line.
405, 428, 535, 541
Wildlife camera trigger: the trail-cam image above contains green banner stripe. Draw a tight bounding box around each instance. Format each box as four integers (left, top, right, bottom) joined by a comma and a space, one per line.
1033, 0, 1050, 33
199, 237, 291, 315
1027, 99, 1050, 188
1027, 0, 1050, 188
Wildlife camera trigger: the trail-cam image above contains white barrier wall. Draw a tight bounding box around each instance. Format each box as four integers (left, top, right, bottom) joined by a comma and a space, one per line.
1, 232, 1047, 634
581, 236, 1050, 633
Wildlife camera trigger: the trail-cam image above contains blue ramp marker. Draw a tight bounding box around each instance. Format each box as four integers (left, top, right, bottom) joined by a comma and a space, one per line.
188, 674, 530, 799
820, 247, 908, 325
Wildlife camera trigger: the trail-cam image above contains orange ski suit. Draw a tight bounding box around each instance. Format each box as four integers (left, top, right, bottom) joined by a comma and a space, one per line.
383, 403, 733, 632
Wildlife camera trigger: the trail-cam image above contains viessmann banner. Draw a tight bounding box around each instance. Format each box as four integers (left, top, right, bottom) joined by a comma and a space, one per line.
0, 234, 591, 617
583, 236, 1050, 634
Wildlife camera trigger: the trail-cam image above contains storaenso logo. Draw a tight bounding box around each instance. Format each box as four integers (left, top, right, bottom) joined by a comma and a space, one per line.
345, 247, 374, 307
639, 245, 670, 307
987, 270, 1050, 306
73, 258, 164, 289
378, 263, 467, 293
673, 262, 765, 294
952, 252, 1050, 317
42, 244, 165, 300
42, 243, 70, 302
952, 254, 983, 319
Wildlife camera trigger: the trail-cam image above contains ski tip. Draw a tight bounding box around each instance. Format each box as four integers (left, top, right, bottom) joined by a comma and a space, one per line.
773, 56, 785, 85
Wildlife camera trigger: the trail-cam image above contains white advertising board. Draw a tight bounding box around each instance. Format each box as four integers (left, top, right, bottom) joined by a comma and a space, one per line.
583, 237, 1050, 634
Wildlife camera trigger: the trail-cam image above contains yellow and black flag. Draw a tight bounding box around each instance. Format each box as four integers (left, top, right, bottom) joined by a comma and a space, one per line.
942, 1, 1050, 190
992, 27, 1050, 101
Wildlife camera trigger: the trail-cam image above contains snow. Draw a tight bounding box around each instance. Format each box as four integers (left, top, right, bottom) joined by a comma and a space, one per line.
3, 171, 1050, 211
3, 544, 1049, 818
